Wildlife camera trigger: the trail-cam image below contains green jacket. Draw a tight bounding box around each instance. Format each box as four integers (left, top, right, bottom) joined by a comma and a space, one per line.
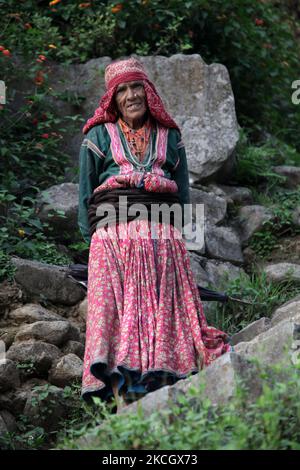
78, 123, 190, 246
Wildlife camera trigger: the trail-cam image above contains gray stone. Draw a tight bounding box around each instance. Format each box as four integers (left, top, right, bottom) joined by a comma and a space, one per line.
231, 318, 271, 346
271, 295, 300, 327
36, 183, 79, 238
235, 319, 300, 366
263, 263, 300, 284
77, 298, 88, 323
121, 353, 261, 415
48, 54, 239, 182
292, 206, 300, 227
0, 359, 20, 392
15, 320, 74, 347
48, 353, 83, 387
61, 340, 85, 360
190, 187, 227, 225
0, 327, 19, 349
11, 257, 86, 306
0, 410, 17, 442
236, 205, 273, 244
23, 384, 67, 432
205, 224, 244, 265
212, 185, 253, 206
8, 303, 63, 325
7, 341, 62, 376
272, 165, 300, 189
202, 259, 246, 289
189, 253, 210, 287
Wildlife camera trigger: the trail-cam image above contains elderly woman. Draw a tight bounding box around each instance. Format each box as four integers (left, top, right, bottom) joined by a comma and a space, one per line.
78, 58, 230, 412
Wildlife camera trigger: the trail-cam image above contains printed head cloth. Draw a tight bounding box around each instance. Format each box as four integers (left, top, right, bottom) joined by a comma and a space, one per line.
82, 57, 179, 134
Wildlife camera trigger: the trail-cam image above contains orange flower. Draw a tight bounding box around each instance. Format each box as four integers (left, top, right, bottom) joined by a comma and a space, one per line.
38, 54, 47, 61
34, 71, 44, 86
49, 0, 61, 5
48, 44, 57, 49
24, 23, 32, 29
79, 2, 91, 7
111, 3, 123, 13
2, 49, 11, 57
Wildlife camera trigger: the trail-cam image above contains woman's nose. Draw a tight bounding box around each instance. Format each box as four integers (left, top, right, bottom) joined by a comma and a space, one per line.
126, 87, 136, 100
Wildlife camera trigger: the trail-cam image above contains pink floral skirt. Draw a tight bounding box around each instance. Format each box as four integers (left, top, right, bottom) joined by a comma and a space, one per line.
81, 220, 231, 403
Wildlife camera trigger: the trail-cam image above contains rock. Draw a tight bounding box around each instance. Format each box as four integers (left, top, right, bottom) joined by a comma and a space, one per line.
190, 187, 227, 225
235, 205, 273, 245
7, 341, 62, 377
48, 354, 83, 387
36, 183, 79, 238
14, 320, 75, 347
77, 298, 88, 323
61, 340, 85, 360
292, 206, 300, 227
23, 384, 67, 432
121, 353, 261, 415
11, 257, 86, 306
0, 359, 20, 392
263, 262, 300, 284
0, 280, 23, 318
271, 295, 300, 326
205, 224, 244, 265
0, 327, 19, 349
231, 318, 271, 346
48, 54, 239, 182
8, 303, 63, 325
235, 319, 300, 366
272, 165, 300, 189
202, 259, 246, 289
0, 410, 17, 444
211, 185, 253, 206
189, 253, 210, 287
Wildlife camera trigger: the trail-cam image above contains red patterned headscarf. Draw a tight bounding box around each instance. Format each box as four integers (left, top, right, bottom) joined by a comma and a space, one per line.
83, 57, 179, 134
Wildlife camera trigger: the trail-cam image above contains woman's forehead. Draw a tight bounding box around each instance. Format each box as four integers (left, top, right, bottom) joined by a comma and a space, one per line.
116, 80, 144, 89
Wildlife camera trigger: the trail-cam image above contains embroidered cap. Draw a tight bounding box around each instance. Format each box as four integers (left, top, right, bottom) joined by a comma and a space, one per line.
104, 58, 148, 91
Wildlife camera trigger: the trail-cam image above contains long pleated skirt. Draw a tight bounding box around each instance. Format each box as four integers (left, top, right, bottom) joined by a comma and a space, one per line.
81, 219, 231, 403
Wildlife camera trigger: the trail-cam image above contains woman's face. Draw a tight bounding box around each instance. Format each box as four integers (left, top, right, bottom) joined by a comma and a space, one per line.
115, 80, 147, 128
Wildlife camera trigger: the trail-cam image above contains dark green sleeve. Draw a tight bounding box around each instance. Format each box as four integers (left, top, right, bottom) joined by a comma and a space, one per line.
78, 128, 104, 246
171, 130, 191, 227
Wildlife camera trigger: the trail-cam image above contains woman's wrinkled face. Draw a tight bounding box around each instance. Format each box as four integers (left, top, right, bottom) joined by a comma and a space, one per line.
115, 80, 147, 128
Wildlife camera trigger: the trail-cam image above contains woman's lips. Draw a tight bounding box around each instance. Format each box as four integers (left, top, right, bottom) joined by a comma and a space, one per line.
127, 102, 141, 110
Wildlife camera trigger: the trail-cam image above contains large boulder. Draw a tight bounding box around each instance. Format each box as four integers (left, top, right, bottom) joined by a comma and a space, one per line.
234, 205, 274, 245
11, 257, 86, 305
23, 384, 68, 432
48, 353, 83, 387
272, 166, 300, 189
47, 54, 239, 182
271, 295, 300, 327
14, 320, 80, 347
263, 262, 300, 284
235, 319, 300, 366
6, 341, 62, 377
205, 224, 244, 265
0, 359, 20, 392
190, 187, 227, 225
8, 303, 63, 325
